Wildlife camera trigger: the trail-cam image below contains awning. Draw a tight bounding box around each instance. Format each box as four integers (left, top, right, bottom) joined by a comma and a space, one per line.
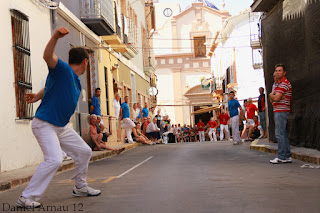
191, 106, 219, 115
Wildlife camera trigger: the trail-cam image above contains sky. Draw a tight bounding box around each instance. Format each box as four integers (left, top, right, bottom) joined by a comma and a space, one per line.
158, 0, 254, 15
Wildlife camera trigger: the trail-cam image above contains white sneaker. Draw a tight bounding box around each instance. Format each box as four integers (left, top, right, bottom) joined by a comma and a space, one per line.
72, 185, 101, 197
270, 158, 286, 164
284, 157, 293, 163
233, 141, 242, 145
16, 196, 41, 208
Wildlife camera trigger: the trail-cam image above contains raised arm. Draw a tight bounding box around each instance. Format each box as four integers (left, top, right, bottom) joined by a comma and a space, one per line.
43, 27, 69, 69
25, 88, 45, 104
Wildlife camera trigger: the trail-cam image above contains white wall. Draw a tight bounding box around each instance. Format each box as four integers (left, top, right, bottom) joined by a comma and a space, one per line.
128, 0, 146, 78
0, 0, 52, 172
212, 11, 265, 101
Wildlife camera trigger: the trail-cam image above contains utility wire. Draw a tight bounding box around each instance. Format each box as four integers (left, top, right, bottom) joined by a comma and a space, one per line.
148, 34, 255, 40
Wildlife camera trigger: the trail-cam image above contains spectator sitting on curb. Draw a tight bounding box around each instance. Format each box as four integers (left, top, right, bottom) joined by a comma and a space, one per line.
248, 115, 262, 141
176, 129, 183, 143
146, 117, 162, 142
142, 117, 151, 135
132, 123, 154, 145
90, 115, 125, 154
96, 115, 109, 142
189, 127, 196, 142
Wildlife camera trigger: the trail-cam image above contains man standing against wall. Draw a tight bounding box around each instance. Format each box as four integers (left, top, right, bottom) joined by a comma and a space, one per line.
258, 87, 267, 138
148, 106, 156, 119
228, 91, 243, 145
142, 102, 149, 118
19, 28, 100, 208
269, 64, 292, 164
90, 88, 101, 117
120, 96, 136, 143
113, 93, 121, 120
133, 103, 140, 122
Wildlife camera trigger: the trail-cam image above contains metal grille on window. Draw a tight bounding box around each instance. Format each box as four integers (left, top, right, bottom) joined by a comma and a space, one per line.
11, 10, 33, 120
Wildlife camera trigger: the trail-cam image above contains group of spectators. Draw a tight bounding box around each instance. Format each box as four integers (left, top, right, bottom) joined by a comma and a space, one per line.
227, 63, 293, 164
155, 109, 232, 143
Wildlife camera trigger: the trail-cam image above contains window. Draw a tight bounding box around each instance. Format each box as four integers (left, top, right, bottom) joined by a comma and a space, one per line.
194, 36, 206, 57
11, 10, 33, 119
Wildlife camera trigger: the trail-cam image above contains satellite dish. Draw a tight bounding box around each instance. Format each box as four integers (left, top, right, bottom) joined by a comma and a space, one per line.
149, 87, 158, 96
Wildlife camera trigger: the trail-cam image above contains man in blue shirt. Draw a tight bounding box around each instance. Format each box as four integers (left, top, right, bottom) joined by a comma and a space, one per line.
90, 88, 101, 116
228, 91, 244, 145
120, 96, 136, 143
142, 102, 149, 118
18, 28, 100, 208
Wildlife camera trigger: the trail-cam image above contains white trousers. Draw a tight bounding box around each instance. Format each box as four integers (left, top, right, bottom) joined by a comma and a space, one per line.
231, 115, 241, 143
208, 128, 217, 141
220, 124, 230, 140
22, 118, 92, 201
121, 118, 135, 142
199, 131, 205, 142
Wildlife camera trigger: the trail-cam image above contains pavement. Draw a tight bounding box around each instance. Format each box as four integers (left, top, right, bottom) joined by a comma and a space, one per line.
1, 141, 320, 213
2, 138, 320, 193
0, 143, 140, 192
250, 138, 320, 165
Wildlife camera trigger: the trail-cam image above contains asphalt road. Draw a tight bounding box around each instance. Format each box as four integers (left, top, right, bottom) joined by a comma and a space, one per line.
1, 141, 320, 213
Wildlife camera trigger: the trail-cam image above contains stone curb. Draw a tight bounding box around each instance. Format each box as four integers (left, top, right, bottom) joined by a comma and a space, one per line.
250, 141, 320, 165
0, 143, 140, 192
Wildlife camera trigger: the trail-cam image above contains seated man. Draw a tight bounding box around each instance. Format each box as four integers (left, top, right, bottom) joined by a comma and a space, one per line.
90, 115, 125, 154
96, 115, 109, 142
146, 117, 161, 141
188, 128, 195, 142
132, 123, 154, 145
142, 117, 151, 135
176, 129, 183, 143
240, 115, 261, 142
183, 127, 190, 142
248, 115, 262, 141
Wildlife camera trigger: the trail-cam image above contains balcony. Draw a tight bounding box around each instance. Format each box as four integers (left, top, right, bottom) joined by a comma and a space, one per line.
102, 2, 122, 45
250, 34, 262, 49
102, 34, 122, 45
80, 0, 114, 36
121, 44, 138, 59
144, 46, 156, 77
252, 48, 263, 69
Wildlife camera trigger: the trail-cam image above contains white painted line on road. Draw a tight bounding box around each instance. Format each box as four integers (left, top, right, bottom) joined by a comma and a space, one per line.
116, 156, 154, 178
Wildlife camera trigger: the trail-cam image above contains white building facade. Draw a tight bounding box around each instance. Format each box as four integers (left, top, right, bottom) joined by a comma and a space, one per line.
0, 0, 53, 172
153, 0, 230, 124
211, 9, 265, 107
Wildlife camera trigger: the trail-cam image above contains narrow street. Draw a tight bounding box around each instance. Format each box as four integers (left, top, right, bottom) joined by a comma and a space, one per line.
1, 142, 320, 213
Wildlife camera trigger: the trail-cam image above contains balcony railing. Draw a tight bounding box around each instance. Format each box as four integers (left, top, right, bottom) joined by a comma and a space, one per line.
144, 46, 156, 68
80, 0, 114, 36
